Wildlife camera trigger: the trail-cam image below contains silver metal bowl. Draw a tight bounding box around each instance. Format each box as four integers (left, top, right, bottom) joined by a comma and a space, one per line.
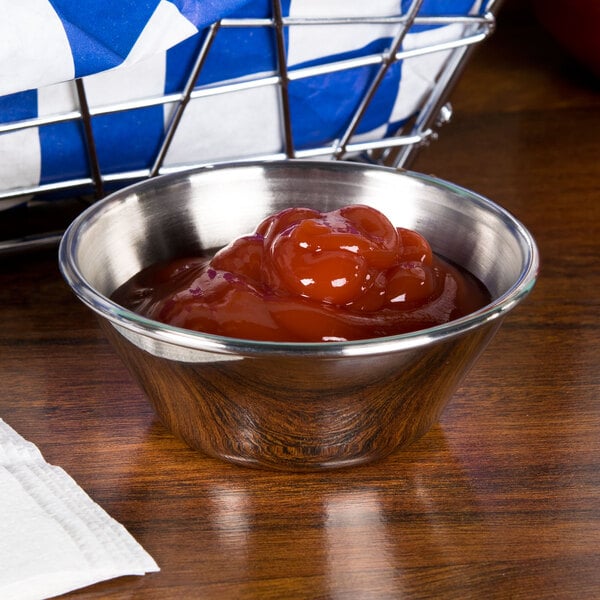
59, 161, 538, 470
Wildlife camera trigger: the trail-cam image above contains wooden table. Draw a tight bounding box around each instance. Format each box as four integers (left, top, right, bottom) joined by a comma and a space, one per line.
1, 3, 599, 598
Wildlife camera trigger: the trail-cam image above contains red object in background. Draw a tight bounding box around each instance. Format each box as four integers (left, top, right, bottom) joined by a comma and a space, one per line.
532, 0, 600, 77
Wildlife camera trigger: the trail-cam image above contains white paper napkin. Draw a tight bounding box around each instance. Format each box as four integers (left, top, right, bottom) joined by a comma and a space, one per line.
0, 418, 159, 600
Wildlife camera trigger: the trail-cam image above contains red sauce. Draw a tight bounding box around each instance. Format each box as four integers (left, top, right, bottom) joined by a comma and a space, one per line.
112, 205, 491, 342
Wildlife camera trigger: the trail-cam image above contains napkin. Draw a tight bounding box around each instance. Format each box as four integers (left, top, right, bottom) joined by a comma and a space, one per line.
0, 0, 492, 201
0, 418, 159, 600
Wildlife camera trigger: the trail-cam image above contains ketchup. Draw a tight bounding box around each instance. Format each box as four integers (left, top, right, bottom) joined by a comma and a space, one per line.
112, 205, 490, 342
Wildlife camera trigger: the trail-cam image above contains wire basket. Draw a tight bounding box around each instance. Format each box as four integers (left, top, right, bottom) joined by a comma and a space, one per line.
0, 0, 497, 254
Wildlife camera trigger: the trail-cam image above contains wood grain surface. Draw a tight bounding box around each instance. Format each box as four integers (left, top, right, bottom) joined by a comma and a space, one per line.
1, 2, 599, 598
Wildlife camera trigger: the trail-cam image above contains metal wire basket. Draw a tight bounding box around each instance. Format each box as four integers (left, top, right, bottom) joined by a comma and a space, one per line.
0, 0, 497, 254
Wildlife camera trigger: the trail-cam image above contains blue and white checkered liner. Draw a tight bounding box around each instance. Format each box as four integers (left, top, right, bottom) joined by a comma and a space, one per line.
0, 0, 493, 204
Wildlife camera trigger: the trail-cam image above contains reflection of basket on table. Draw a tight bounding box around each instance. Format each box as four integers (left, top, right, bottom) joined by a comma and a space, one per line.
0, 0, 497, 253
